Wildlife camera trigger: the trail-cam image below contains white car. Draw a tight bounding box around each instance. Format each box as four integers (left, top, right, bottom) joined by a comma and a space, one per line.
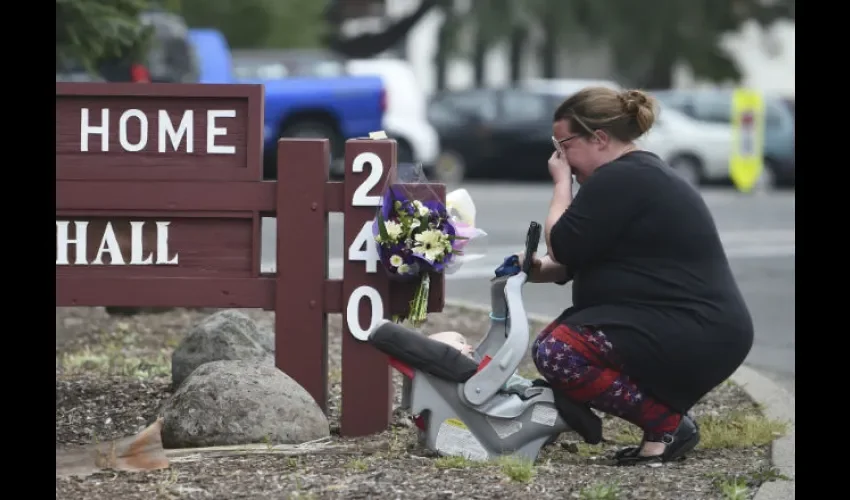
638, 106, 733, 186
345, 58, 441, 177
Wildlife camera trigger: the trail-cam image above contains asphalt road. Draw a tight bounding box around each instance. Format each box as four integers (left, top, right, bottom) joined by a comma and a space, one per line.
261, 182, 795, 395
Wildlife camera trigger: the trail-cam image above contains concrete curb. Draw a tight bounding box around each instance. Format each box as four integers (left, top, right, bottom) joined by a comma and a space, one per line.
444, 299, 796, 500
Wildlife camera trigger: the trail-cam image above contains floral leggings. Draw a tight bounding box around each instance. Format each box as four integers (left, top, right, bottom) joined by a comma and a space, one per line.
531, 320, 682, 440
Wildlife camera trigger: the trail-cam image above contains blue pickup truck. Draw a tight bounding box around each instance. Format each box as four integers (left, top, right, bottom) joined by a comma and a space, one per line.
188, 29, 385, 179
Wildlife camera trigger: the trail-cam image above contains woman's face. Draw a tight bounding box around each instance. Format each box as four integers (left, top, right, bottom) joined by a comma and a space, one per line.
552, 119, 602, 184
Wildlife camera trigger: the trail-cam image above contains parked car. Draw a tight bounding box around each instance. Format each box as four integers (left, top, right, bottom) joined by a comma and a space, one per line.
638, 106, 734, 186
651, 89, 795, 188
57, 10, 200, 84
188, 31, 386, 179
346, 58, 441, 177
427, 87, 563, 182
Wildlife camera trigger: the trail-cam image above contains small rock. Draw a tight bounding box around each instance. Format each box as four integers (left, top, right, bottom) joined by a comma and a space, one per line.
170, 310, 274, 388
160, 360, 329, 448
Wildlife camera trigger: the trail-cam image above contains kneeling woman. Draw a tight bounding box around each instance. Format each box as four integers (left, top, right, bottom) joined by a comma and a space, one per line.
520, 87, 754, 465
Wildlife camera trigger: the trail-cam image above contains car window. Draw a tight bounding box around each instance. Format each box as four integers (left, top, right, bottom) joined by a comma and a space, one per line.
501, 91, 550, 121
233, 61, 289, 80
764, 101, 789, 129
691, 93, 732, 124
427, 100, 468, 127
438, 92, 498, 122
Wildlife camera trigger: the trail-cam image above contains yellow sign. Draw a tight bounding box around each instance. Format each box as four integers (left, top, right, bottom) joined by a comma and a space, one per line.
729, 89, 766, 192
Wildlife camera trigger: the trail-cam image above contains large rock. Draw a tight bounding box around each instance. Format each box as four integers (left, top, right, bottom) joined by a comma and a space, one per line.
171, 309, 273, 388
160, 360, 329, 448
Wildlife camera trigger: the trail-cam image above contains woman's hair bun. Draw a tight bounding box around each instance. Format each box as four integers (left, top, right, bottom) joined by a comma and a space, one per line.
620, 89, 650, 114
619, 89, 656, 134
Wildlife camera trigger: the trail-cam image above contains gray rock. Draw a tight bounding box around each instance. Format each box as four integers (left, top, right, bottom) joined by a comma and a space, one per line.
160, 360, 329, 448
171, 309, 274, 389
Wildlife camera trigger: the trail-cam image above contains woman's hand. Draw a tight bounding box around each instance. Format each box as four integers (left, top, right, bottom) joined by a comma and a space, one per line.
548, 150, 573, 186
514, 251, 543, 273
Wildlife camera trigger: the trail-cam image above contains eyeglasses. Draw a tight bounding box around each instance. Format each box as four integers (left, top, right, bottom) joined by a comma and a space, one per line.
552, 115, 600, 150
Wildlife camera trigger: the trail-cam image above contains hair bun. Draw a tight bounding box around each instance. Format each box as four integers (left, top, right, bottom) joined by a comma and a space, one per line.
620, 90, 649, 114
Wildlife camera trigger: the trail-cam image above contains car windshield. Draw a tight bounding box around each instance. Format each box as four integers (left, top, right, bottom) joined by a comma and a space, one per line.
232, 55, 346, 80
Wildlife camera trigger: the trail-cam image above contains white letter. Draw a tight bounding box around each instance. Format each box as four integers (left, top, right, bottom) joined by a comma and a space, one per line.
80, 108, 109, 152
92, 222, 125, 265
130, 221, 153, 265
119, 109, 148, 152
155, 221, 179, 264
206, 110, 236, 154
56, 221, 89, 265
158, 110, 194, 153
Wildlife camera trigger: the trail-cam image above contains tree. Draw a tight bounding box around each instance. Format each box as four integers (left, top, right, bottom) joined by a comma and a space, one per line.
324, 0, 447, 58
450, 0, 795, 88
56, 0, 154, 71
173, 0, 329, 49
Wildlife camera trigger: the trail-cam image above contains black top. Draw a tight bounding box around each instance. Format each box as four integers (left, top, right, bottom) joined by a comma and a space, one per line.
549, 150, 754, 413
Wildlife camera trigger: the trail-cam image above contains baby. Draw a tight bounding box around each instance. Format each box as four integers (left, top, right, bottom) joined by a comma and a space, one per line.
428, 331, 534, 392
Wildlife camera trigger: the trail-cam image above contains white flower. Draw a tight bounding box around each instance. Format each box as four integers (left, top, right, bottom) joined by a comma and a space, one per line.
411, 200, 430, 217
398, 264, 410, 274
389, 255, 403, 267
383, 220, 403, 241
413, 229, 446, 262
410, 219, 421, 229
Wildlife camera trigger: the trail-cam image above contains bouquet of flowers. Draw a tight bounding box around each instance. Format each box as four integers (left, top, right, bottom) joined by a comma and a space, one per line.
372, 164, 486, 327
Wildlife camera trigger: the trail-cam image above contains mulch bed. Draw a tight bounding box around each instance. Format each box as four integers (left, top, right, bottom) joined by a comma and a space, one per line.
56, 306, 776, 499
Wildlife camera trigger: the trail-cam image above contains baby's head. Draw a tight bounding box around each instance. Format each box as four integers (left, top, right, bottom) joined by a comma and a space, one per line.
429, 331, 474, 358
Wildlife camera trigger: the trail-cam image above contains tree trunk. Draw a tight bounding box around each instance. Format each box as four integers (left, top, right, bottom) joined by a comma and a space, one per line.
473, 31, 486, 87
640, 50, 677, 89
435, 16, 450, 91
509, 26, 526, 83
541, 17, 557, 78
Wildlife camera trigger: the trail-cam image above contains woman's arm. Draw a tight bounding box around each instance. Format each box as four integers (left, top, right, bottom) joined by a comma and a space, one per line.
515, 252, 571, 284
530, 254, 570, 284
544, 180, 574, 263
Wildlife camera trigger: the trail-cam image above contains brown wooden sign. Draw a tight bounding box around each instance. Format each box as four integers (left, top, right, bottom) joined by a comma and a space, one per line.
56, 83, 444, 437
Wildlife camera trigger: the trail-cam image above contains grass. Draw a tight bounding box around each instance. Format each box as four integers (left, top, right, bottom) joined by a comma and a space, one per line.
604, 410, 787, 450
57, 323, 174, 380
345, 458, 368, 471
432, 454, 535, 483
697, 411, 788, 449
578, 481, 621, 500
707, 466, 790, 500
58, 344, 171, 379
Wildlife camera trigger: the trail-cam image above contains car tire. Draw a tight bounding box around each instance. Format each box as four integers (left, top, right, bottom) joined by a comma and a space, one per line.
668, 155, 703, 187
434, 150, 467, 185
754, 159, 778, 191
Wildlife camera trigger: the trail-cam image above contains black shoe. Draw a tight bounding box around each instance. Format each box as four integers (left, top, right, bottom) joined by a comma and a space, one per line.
532, 379, 603, 445
613, 415, 700, 466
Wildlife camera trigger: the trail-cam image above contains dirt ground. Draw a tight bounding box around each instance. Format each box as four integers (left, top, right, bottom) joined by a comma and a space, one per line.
56, 306, 786, 499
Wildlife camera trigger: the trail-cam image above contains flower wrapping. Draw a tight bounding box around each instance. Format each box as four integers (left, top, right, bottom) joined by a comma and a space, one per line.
371, 163, 487, 327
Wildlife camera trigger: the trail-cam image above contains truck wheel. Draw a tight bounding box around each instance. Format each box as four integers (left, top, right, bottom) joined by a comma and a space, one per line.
279, 121, 342, 177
